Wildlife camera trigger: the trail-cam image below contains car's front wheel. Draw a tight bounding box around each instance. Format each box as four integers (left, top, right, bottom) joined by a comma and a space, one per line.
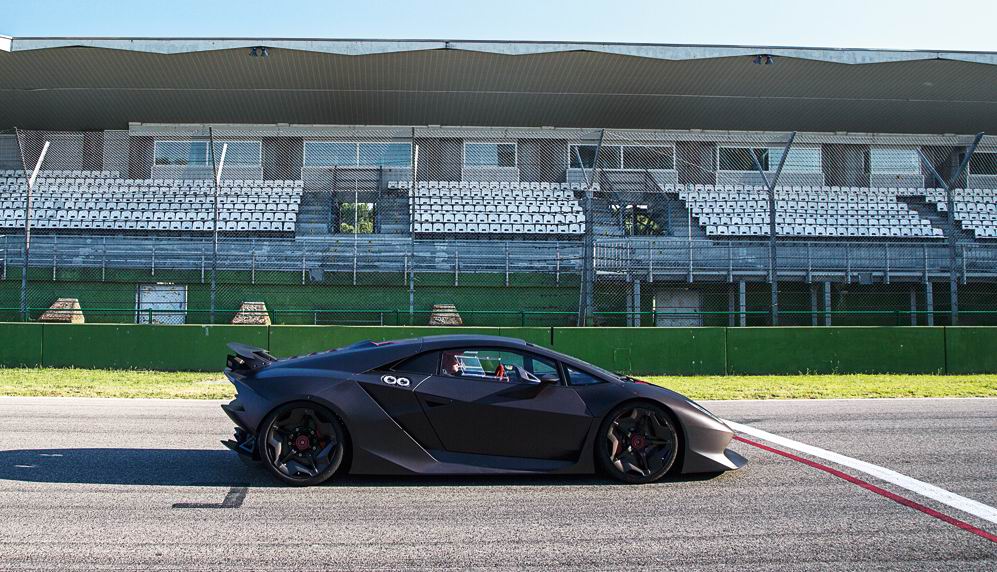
597, 402, 680, 484
259, 402, 346, 486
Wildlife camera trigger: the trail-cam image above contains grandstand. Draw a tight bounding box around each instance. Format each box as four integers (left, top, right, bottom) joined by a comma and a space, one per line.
406, 181, 585, 235
1, 36, 996, 327
1, 170, 302, 233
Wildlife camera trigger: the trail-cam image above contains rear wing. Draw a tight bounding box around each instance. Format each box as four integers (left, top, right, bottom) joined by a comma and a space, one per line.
226, 342, 277, 374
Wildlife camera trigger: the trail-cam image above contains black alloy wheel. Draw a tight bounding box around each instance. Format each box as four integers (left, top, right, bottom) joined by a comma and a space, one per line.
260, 403, 346, 486
598, 402, 680, 484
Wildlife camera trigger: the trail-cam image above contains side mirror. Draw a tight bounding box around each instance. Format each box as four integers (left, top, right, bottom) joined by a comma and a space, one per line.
537, 372, 561, 386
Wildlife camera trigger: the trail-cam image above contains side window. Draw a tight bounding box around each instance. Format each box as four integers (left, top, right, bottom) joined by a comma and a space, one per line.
440, 348, 560, 384
391, 352, 439, 375
530, 357, 559, 378
566, 366, 604, 386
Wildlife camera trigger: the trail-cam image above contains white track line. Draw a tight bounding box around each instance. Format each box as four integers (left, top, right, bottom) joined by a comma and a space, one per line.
725, 419, 997, 526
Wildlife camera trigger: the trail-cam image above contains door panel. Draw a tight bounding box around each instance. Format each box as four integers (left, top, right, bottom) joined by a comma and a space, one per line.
353, 371, 442, 450
415, 375, 593, 460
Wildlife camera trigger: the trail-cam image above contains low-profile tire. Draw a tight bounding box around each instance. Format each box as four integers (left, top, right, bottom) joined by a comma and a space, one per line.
259, 402, 346, 486
596, 402, 681, 484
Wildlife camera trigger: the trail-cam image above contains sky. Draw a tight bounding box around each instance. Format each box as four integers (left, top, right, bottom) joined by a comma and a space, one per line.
2, 0, 996, 52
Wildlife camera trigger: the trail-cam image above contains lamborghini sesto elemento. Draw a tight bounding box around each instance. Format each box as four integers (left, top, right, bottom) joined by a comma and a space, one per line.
221, 335, 746, 486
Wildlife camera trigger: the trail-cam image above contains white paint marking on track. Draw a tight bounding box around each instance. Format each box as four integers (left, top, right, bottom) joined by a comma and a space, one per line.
724, 419, 997, 527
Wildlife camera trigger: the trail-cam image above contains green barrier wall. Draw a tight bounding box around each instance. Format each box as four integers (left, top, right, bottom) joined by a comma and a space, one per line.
40, 324, 268, 371
944, 327, 997, 374
0, 323, 44, 367
552, 327, 727, 375
726, 327, 946, 375
0, 323, 992, 374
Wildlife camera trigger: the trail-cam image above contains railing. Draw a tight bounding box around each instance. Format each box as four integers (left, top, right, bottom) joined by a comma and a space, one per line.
11, 306, 997, 327
596, 238, 997, 281
2, 234, 997, 283
0, 235, 585, 282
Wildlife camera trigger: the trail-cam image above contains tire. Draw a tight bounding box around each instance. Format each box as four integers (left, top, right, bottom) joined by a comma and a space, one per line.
259, 402, 346, 486
596, 402, 681, 484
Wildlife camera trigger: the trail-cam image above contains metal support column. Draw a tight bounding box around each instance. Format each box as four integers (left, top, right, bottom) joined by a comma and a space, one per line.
625, 277, 633, 327
925, 282, 934, 327
738, 280, 747, 327
17, 136, 50, 321
910, 287, 918, 326
632, 279, 641, 327
576, 130, 604, 326
918, 132, 984, 327
409, 135, 419, 324
823, 281, 832, 327
810, 286, 818, 327
728, 284, 736, 327
750, 132, 796, 326
208, 129, 227, 325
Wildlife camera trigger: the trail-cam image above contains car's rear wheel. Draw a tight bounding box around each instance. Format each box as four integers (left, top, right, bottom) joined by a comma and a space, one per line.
259, 402, 346, 486
597, 402, 680, 484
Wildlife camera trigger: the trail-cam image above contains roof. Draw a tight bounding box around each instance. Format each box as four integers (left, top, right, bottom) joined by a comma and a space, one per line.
2, 36, 996, 133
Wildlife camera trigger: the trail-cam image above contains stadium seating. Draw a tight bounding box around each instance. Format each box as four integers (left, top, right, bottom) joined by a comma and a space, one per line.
0, 170, 303, 234
5, 170, 996, 241
924, 188, 997, 239
680, 184, 943, 239
394, 180, 586, 236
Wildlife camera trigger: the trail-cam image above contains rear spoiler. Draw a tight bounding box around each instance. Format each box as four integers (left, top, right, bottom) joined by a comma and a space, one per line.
226, 342, 277, 374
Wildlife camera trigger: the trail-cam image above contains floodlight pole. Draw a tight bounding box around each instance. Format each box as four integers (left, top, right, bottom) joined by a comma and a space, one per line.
209, 128, 227, 325
20, 140, 50, 321
751, 132, 796, 326
917, 132, 984, 326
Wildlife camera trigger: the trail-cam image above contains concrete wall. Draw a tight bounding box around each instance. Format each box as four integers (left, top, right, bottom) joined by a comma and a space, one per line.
715, 172, 825, 187
128, 136, 154, 180
676, 141, 716, 186
415, 138, 461, 181
3, 323, 994, 374
968, 174, 997, 190
823, 144, 868, 187
518, 139, 568, 183
102, 130, 130, 176
152, 164, 263, 180
0, 134, 20, 170
263, 136, 303, 181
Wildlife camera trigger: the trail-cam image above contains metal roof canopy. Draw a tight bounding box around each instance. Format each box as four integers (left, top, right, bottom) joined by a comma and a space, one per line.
1, 36, 996, 133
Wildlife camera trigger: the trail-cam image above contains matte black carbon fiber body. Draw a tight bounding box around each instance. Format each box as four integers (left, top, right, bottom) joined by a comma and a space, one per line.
222, 335, 747, 476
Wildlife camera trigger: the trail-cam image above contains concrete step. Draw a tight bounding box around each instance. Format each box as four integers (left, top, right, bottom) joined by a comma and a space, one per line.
295, 222, 331, 236
900, 197, 975, 243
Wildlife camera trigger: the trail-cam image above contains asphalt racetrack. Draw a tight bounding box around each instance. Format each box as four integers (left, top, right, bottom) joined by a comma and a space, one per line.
0, 397, 994, 571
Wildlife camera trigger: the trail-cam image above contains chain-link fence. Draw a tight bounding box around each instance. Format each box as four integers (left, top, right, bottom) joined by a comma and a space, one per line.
1, 125, 995, 326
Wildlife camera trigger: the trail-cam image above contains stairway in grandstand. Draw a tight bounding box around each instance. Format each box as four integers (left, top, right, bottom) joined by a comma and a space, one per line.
589, 195, 624, 237
680, 184, 946, 239
595, 171, 649, 237
295, 192, 333, 236
911, 187, 997, 240
662, 191, 709, 240
899, 195, 975, 242
376, 190, 412, 234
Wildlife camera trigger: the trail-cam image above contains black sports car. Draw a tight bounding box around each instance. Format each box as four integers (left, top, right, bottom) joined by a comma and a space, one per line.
221, 334, 746, 486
